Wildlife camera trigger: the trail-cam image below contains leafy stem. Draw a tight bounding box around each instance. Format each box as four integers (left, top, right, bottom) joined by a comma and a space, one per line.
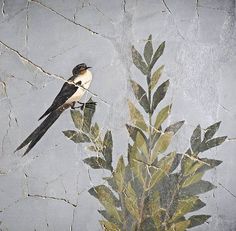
64, 34, 227, 231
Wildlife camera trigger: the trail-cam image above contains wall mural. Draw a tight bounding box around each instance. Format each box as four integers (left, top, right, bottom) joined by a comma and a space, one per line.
0, 1, 235, 230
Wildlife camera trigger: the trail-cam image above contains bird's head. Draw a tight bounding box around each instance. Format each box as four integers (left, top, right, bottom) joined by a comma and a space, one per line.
72, 63, 91, 76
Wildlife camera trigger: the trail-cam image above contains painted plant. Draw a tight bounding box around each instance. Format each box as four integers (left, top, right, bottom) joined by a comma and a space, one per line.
64, 35, 227, 231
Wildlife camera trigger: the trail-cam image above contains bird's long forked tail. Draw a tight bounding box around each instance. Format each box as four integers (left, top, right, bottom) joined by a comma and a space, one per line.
15, 105, 70, 156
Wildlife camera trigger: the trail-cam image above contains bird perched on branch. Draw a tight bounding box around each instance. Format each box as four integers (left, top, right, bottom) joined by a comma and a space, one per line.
15, 63, 95, 155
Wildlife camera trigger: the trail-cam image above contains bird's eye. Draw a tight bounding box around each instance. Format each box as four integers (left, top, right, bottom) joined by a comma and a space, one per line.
77, 81, 82, 86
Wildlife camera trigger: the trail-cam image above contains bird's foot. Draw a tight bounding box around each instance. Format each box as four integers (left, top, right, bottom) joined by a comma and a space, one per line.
71, 102, 96, 110
77, 101, 97, 110
71, 102, 76, 110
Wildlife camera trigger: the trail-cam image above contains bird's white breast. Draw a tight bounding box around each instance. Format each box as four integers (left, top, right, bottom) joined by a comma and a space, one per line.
65, 70, 92, 104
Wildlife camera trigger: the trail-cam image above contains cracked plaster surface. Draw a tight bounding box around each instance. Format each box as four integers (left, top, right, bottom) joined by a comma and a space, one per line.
0, 0, 236, 230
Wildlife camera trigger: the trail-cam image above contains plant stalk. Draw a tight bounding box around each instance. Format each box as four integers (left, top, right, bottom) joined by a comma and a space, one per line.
137, 72, 152, 230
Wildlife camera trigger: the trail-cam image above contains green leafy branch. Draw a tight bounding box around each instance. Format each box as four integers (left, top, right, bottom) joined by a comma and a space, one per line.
64, 35, 227, 231
63, 98, 113, 172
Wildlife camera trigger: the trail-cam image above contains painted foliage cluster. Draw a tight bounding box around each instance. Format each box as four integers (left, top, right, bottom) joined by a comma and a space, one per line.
64, 35, 227, 231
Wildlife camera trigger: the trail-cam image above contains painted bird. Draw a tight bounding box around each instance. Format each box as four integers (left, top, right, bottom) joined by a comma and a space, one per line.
15, 63, 95, 156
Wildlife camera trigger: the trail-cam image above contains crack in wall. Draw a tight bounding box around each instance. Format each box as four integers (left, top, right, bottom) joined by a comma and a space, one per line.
196, 0, 199, 18
1, 106, 12, 155
88, 1, 114, 23
162, 0, 172, 14
24, 1, 30, 53
0, 79, 16, 156
69, 173, 80, 231
1, 7, 23, 24
0, 40, 110, 106
0, 39, 66, 82
48, 44, 78, 62
219, 182, 236, 199
28, 193, 77, 207
1, 0, 6, 17
31, 0, 100, 35
123, 0, 126, 13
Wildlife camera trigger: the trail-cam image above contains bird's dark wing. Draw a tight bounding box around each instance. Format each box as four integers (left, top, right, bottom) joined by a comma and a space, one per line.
38, 80, 78, 120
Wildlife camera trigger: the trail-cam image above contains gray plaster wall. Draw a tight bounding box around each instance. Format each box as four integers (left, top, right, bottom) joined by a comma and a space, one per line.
0, 0, 235, 230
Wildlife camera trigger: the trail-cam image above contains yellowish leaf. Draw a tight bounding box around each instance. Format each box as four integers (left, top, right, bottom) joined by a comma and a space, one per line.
100, 220, 121, 231
154, 105, 171, 131
129, 144, 146, 185
151, 132, 173, 162
182, 172, 204, 188
171, 196, 199, 222
124, 183, 139, 221
113, 156, 125, 192
150, 65, 164, 90
135, 132, 149, 159
182, 157, 205, 176
149, 152, 176, 189
168, 220, 191, 231
128, 100, 148, 132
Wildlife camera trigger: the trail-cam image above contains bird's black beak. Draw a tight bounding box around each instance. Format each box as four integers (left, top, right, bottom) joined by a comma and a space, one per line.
86, 66, 92, 69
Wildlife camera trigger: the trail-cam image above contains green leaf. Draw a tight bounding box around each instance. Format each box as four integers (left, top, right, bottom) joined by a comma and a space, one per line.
199, 136, 227, 152
102, 131, 113, 167
104, 177, 118, 192
70, 110, 83, 129
128, 143, 146, 185
140, 218, 157, 231
98, 210, 121, 226
180, 180, 216, 197
188, 215, 211, 228
168, 221, 191, 231
63, 130, 90, 143
130, 80, 149, 113
82, 98, 96, 133
152, 132, 173, 162
89, 185, 121, 223
149, 191, 160, 216
87, 145, 97, 152
131, 46, 148, 75
182, 156, 205, 176
113, 156, 125, 192
149, 170, 165, 190
128, 100, 148, 132
165, 120, 185, 134
171, 196, 199, 222
190, 125, 202, 153
150, 41, 165, 69
182, 172, 204, 188
149, 191, 161, 229
197, 158, 222, 173
152, 80, 170, 113
154, 105, 172, 131
91, 122, 100, 139
189, 198, 206, 213
100, 220, 121, 231
126, 124, 147, 143
150, 65, 164, 90
83, 157, 112, 171
204, 121, 221, 141
144, 34, 153, 65
89, 185, 120, 207
149, 152, 176, 189
169, 153, 182, 173
124, 183, 139, 221
135, 132, 149, 158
